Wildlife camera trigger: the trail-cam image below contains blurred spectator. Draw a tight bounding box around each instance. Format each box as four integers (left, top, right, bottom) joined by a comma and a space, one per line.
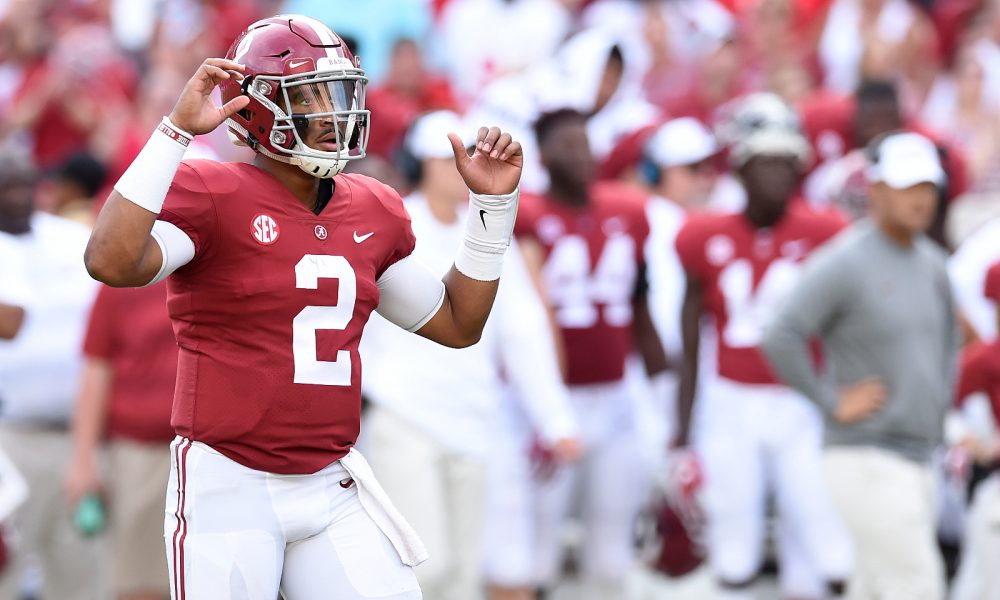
361, 111, 580, 600
817, 0, 936, 96
437, 0, 573, 100
802, 79, 968, 248
280, 0, 430, 83
469, 28, 660, 192
40, 152, 107, 225
7, 19, 137, 169
950, 216, 1000, 342
950, 260, 1000, 600
763, 132, 957, 600
0, 151, 101, 599
673, 94, 851, 600
65, 282, 177, 600
921, 43, 1000, 193
640, 117, 718, 365
582, 0, 733, 76
366, 39, 460, 160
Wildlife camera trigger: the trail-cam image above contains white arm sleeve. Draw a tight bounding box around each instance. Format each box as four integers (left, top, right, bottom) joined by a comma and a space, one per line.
496, 242, 579, 443
376, 255, 446, 332
146, 220, 196, 286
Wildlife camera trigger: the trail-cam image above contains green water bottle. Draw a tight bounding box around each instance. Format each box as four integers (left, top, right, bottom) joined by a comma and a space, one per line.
73, 494, 105, 537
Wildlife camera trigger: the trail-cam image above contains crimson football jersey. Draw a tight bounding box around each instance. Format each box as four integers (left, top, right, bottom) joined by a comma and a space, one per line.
515, 182, 650, 385
675, 203, 845, 385
957, 341, 1000, 425
158, 160, 415, 474
985, 261, 1000, 302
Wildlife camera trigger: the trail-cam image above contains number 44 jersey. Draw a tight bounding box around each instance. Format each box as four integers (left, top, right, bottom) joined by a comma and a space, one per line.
674, 203, 846, 385
157, 160, 415, 474
515, 182, 650, 386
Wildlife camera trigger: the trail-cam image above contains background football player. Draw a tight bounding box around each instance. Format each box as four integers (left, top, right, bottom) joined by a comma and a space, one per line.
672, 93, 853, 600
84, 14, 522, 600
502, 108, 668, 600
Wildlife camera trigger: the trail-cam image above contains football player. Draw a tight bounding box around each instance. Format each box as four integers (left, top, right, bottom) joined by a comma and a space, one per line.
672, 93, 852, 600
951, 260, 1000, 600
84, 15, 522, 600
509, 108, 668, 600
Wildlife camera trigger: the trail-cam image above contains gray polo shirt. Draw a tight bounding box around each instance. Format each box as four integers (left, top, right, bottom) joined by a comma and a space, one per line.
761, 220, 958, 463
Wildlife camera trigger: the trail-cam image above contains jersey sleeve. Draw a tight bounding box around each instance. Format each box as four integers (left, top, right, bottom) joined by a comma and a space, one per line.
81, 285, 117, 360
956, 342, 993, 406
157, 161, 218, 267
513, 194, 542, 240
984, 261, 1000, 302
371, 183, 417, 279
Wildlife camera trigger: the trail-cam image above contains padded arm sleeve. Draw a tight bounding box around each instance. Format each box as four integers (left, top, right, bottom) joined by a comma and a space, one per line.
146, 220, 196, 286
375, 254, 446, 332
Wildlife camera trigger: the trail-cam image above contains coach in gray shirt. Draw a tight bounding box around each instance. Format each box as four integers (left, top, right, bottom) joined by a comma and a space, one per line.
762, 131, 957, 600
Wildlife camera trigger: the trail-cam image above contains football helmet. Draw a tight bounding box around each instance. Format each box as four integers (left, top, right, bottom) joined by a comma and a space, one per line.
221, 14, 369, 178
715, 92, 811, 168
637, 449, 707, 578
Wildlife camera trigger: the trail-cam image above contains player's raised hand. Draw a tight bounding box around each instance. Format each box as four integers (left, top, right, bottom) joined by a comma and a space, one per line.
449, 126, 523, 196
168, 58, 249, 136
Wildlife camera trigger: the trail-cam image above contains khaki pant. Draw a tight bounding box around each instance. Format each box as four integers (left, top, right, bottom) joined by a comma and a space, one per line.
824, 446, 945, 600
108, 439, 171, 597
0, 425, 102, 600
364, 406, 486, 600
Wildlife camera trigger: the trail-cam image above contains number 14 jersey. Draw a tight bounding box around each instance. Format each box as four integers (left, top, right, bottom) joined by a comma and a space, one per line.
674, 203, 845, 385
158, 160, 415, 474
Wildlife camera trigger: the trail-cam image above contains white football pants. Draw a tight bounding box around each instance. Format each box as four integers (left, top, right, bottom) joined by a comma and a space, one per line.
164, 437, 422, 600
951, 474, 1000, 600
695, 377, 853, 597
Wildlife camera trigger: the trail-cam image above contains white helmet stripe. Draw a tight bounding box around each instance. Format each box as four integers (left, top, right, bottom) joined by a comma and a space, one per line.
291, 15, 340, 59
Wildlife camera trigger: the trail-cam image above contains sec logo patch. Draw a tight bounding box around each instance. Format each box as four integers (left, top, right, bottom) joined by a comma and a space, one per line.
252, 214, 280, 245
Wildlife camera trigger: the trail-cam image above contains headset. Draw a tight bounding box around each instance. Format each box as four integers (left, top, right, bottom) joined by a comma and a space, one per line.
394, 120, 424, 187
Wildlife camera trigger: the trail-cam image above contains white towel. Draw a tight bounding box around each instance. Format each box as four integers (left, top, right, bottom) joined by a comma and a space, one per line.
339, 448, 429, 566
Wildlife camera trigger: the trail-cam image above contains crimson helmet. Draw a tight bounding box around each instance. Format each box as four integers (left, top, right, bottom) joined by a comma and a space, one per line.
637, 450, 707, 578
221, 14, 369, 178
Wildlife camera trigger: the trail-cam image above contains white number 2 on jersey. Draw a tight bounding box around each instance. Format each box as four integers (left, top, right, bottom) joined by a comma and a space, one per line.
718, 257, 801, 348
292, 255, 357, 386
544, 234, 637, 329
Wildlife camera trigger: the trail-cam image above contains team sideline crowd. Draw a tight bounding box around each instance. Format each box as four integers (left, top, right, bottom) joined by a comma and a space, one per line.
1, 0, 1000, 599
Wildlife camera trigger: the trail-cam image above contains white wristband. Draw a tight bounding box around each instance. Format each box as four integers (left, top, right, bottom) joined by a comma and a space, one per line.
113, 116, 193, 214
454, 188, 520, 281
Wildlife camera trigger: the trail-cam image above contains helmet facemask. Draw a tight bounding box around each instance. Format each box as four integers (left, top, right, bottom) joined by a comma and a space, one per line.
237, 61, 370, 179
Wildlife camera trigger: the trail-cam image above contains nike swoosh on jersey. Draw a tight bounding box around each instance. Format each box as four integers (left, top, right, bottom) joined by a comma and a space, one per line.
479, 209, 487, 230
353, 231, 375, 243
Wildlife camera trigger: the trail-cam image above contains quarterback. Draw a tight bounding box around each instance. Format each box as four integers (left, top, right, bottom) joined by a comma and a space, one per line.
84, 15, 521, 600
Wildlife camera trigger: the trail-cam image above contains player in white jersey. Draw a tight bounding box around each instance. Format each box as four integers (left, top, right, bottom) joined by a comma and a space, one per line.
360, 111, 581, 600
0, 152, 101, 599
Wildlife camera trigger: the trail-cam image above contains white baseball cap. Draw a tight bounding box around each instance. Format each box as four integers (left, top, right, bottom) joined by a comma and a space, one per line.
866, 132, 945, 189
405, 110, 471, 160
646, 117, 718, 168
